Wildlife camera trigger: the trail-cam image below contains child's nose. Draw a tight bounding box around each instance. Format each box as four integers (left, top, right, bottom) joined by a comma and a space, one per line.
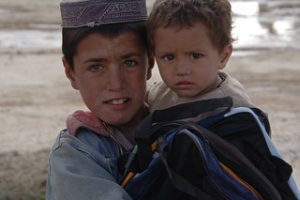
175, 60, 191, 76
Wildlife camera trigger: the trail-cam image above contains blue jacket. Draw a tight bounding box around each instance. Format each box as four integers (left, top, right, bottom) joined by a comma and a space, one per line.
46, 128, 133, 200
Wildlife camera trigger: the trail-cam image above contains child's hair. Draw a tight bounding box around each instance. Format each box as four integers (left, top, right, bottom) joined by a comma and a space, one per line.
147, 0, 233, 52
62, 21, 148, 68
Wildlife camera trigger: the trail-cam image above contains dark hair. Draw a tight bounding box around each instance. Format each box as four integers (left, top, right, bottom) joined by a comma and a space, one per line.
62, 21, 148, 68
147, 0, 233, 52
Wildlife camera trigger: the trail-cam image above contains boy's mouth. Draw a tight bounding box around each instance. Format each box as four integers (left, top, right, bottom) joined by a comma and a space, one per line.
104, 98, 130, 105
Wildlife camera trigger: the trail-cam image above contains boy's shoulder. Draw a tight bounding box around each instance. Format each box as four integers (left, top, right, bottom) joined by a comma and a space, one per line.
66, 110, 109, 137
63, 110, 133, 151
49, 128, 124, 184
52, 128, 118, 156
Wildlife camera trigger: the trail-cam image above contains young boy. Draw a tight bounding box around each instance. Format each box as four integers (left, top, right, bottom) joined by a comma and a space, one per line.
46, 0, 153, 199
146, 0, 255, 111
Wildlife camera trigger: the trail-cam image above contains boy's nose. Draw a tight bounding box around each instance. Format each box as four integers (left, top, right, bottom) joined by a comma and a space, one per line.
107, 68, 124, 91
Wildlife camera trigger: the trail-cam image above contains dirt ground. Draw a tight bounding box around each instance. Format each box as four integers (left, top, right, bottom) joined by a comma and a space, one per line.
0, 0, 300, 199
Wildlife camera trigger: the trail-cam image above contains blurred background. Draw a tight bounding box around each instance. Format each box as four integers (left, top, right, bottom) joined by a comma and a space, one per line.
0, 0, 299, 199
1, 0, 300, 52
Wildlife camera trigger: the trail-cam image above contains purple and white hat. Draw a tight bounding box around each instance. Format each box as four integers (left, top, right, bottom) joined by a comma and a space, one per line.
60, 0, 148, 28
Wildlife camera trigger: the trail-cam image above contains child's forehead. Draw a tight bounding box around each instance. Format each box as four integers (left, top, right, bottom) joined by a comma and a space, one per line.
155, 21, 209, 34
153, 22, 218, 50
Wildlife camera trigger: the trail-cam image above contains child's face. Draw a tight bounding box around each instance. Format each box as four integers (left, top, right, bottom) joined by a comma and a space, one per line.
153, 22, 232, 97
64, 32, 152, 126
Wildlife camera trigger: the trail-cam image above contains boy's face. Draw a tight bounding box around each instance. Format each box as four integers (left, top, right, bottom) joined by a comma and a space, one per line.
153, 22, 232, 97
64, 32, 152, 126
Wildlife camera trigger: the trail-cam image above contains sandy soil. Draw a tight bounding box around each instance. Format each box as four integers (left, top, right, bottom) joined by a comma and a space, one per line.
0, 0, 299, 199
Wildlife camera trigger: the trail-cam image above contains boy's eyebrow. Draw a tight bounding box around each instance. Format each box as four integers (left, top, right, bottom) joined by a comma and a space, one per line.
83, 53, 143, 63
121, 52, 143, 59
84, 58, 106, 63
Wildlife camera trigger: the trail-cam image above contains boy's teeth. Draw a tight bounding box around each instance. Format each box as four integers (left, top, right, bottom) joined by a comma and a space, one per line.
111, 99, 126, 105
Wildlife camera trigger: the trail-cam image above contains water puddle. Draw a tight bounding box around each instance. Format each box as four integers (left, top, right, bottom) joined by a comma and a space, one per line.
0, 29, 61, 49
232, 0, 300, 50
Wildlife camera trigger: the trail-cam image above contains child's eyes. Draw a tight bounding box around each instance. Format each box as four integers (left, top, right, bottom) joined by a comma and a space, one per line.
161, 55, 174, 61
190, 52, 202, 59
159, 53, 201, 61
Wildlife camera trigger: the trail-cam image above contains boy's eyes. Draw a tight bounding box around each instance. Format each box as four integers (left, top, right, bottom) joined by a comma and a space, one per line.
87, 59, 138, 72
88, 64, 103, 72
123, 59, 138, 68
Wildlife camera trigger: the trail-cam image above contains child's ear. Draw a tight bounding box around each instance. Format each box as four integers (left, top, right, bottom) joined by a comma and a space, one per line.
62, 57, 79, 90
219, 44, 233, 69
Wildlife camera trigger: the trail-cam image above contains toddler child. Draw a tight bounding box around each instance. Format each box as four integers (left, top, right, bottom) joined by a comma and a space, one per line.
147, 0, 255, 111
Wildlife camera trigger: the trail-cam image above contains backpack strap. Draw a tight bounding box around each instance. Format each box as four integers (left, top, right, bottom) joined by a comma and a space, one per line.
158, 137, 216, 200
135, 97, 233, 171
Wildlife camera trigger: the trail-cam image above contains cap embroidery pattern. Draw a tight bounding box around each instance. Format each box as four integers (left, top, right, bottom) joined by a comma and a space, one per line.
60, 0, 147, 28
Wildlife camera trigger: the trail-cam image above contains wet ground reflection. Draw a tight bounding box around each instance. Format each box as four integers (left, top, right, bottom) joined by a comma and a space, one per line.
232, 0, 300, 51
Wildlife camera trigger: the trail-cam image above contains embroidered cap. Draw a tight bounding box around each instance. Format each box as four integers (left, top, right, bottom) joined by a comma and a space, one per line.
60, 0, 148, 28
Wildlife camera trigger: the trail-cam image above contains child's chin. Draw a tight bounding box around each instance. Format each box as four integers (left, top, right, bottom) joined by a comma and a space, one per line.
176, 91, 198, 98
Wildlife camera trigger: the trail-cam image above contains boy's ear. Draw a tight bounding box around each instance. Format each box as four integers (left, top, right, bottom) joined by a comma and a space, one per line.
219, 44, 233, 69
146, 55, 154, 80
62, 57, 79, 90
